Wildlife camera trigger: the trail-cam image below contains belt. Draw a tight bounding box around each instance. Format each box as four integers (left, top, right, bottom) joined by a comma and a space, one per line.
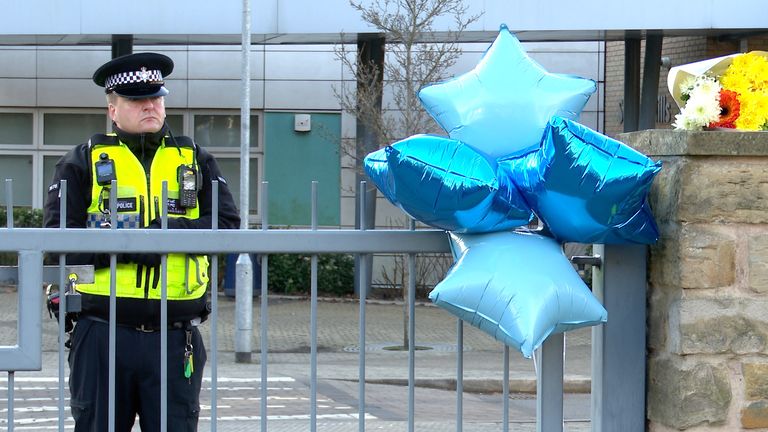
80, 315, 189, 333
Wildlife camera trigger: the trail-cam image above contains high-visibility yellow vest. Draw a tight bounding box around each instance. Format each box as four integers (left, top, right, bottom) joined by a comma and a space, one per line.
77, 133, 208, 301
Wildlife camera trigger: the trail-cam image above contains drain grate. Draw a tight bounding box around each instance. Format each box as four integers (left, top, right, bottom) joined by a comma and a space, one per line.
343, 342, 471, 353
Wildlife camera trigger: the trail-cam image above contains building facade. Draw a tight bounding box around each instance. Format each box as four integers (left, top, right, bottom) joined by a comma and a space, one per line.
0, 41, 605, 231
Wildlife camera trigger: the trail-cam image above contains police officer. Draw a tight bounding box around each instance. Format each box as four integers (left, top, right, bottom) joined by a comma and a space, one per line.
43, 52, 240, 432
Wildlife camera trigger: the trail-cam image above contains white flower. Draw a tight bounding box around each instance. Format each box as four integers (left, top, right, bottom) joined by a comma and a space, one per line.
673, 111, 703, 131
679, 76, 697, 100
690, 75, 721, 102
674, 74, 723, 130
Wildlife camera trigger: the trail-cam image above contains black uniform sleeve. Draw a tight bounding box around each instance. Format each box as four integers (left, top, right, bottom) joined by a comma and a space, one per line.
43, 144, 111, 268
163, 146, 241, 230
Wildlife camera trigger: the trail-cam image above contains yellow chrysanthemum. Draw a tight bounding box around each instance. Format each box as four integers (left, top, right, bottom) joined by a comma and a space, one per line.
721, 53, 768, 130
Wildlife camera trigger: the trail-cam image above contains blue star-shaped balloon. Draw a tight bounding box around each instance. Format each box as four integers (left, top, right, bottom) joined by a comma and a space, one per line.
360, 25, 661, 358
418, 25, 596, 159
499, 116, 662, 244
364, 134, 533, 233
429, 230, 607, 358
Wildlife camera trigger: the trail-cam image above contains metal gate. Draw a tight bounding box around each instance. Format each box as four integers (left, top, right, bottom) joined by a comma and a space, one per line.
0, 178, 647, 431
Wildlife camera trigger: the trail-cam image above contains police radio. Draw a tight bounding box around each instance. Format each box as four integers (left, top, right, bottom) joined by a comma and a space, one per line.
177, 164, 198, 208
95, 153, 117, 186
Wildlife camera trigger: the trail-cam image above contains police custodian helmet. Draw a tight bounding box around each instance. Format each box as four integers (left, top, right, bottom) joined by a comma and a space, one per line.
92, 52, 174, 99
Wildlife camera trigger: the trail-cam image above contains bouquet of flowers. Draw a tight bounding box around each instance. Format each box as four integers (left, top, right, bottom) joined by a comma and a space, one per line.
668, 51, 768, 131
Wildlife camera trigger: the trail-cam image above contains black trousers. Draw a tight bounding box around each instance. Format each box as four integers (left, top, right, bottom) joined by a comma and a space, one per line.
68, 317, 207, 432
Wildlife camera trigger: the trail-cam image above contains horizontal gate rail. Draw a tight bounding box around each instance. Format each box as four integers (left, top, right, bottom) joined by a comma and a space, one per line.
0, 228, 451, 254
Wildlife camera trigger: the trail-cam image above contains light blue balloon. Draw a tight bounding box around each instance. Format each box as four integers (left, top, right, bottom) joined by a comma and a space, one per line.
364, 134, 533, 232
418, 25, 596, 159
499, 116, 662, 244
429, 230, 607, 358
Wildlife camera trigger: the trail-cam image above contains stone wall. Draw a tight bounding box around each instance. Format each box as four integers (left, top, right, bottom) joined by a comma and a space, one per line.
621, 130, 768, 430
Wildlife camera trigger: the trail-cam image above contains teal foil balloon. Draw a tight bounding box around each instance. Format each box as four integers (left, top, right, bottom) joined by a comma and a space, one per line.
364, 134, 533, 233
418, 25, 596, 159
499, 116, 662, 244
429, 230, 607, 358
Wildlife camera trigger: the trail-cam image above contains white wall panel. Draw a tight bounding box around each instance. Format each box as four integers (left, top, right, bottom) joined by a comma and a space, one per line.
188, 50, 265, 80
339, 195, 356, 227
441, 51, 485, 78
0, 50, 37, 78
340, 111, 356, 140
597, 82, 605, 111
584, 86, 600, 112
37, 79, 103, 107
37, 50, 109, 79
0, 79, 36, 106
530, 52, 600, 80
598, 49, 606, 81
264, 81, 340, 110
374, 197, 409, 227
187, 80, 264, 109
163, 80, 189, 109
523, 41, 602, 52
578, 111, 598, 130
162, 51, 189, 81
265, 51, 341, 80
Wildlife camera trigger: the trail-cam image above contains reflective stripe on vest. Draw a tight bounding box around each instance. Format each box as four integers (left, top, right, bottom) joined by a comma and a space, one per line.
78, 135, 208, 300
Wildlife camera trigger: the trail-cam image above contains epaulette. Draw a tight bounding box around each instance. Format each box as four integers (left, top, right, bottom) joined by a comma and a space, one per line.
87, 133, 120, 149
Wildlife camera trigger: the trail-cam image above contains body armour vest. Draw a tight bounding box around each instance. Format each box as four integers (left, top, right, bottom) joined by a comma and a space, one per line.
78, 133, 209, 303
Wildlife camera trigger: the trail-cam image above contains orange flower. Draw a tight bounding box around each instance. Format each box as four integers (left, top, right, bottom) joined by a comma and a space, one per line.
709, 89, 740, 128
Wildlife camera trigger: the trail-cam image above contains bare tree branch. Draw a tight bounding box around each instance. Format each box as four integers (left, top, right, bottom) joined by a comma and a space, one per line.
336, 0, 482, 173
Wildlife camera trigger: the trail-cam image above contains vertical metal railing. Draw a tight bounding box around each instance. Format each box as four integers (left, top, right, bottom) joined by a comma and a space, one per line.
503, 346, 510, 432
310, 181, 319, 431
357, 181, 368, 432
5, 179, 14, 432
259, 181, 269, 431
160, 181, 170, 432
57, 180, 67, 432
537, 333, 565, 432
210, 180, 220, 432
407, 219, 416, 432
456, 319, 463, 432
108, 179, 118, 432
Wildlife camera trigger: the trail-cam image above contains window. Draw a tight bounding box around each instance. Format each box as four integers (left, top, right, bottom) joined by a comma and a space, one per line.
165, 114, 184, 136
193, 114, 259, 148
0, 113, 33, 145
43, 113, 107, 146
0, 109, 264, 213
216, 158, 259, 214
0, 155, 33, 206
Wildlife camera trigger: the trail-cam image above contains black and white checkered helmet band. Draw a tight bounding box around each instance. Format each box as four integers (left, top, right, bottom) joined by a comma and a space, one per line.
105, 67, 163, 91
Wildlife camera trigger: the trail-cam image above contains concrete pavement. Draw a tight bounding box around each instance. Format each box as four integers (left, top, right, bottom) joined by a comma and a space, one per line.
2, 286, 594, 430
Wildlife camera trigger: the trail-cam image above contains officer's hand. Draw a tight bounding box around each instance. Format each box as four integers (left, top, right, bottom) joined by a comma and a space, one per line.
118, 253, 161, 267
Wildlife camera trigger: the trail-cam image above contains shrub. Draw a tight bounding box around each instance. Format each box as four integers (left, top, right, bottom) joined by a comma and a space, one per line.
0, 207, 43, 228
267, 253, 354, 297
0, 207, 44, 266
